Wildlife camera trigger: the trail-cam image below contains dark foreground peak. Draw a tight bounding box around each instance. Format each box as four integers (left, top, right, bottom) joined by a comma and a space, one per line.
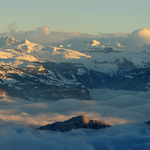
144, 120, 150, 125
37, 115, 111, 132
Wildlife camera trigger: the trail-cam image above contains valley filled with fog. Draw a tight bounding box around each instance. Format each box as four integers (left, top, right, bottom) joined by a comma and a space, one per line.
0, 89, 150, 149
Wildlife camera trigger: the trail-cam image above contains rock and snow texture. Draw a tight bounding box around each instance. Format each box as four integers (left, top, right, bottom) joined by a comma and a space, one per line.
0, 37, 91, 67
91, 40, 100, 46
0, 37, 150, 150
0, 36, 19, 45
37, 115, 111, 132
0, 36, 150, 100
0, 36, 150, 74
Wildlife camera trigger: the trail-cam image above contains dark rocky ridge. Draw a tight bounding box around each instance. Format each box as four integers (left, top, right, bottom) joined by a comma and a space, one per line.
37, 115, 111, 132
144, 121, 150, 125
0, 59, 150, 101
41, 61, 150, 91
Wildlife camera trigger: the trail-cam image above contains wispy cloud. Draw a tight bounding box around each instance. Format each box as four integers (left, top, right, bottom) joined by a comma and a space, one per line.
8, 22, 18, 33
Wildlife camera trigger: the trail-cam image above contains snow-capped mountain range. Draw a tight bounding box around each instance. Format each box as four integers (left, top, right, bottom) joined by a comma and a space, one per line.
0, 36, 150, 101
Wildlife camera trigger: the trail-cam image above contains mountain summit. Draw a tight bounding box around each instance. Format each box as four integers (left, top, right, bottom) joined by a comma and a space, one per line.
37, 115, 111, 132
0, 36, 19, 45
20, 39, 30, 45
91, 40, 100, 46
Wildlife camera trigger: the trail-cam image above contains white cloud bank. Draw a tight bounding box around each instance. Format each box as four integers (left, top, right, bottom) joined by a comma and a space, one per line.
2, 23, 150, 47
0, 123, 150, 150
0, 23, 91, 45
36, 26, 50, 35
128, 28, 150, 46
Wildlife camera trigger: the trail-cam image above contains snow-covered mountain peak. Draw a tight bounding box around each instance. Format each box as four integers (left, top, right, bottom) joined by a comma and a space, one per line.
91, 40, 100, 46
49, 46, 91, 61
101, 42, 126, 49
16, 39, 44, 54
21, 39, 30, 45
0, 36, 149, 75
83, 40, 100, 46
0, 36, 19, 45
0, 36, 150, 102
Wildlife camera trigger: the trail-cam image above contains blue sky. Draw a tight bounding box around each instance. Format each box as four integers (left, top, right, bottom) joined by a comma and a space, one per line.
1, 0, 150, 34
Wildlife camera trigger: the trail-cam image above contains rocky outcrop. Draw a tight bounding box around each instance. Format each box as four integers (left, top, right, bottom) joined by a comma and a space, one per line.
0, 63, 91, 101
37, 115, 111, 132
144, 121, 150, 125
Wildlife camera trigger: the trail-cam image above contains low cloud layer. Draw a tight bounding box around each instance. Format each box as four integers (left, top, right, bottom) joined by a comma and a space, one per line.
1, 23, 150, 47
0, 118, 150, 149
0, 89, 149, 149
0, 89, 150, 128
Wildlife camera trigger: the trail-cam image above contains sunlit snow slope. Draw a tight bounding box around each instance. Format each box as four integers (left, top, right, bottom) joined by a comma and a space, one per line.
0, 36, 150, 101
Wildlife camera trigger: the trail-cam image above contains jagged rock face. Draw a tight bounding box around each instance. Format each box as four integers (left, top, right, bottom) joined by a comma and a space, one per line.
41, 62, 150, 92
0, 63, 91, 101
0, 61, 150, 101
37, 115, 111, 132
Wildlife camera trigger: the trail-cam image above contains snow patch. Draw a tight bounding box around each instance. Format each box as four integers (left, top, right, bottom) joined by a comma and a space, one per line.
76, 68, 86, 75
91, 40, 100, 46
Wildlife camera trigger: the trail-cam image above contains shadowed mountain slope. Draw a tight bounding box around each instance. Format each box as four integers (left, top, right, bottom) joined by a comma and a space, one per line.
37, 115, 111, 132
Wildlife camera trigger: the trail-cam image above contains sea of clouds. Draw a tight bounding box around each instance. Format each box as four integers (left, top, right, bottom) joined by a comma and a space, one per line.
1, 123, 150, 150
0, 89, 150, 149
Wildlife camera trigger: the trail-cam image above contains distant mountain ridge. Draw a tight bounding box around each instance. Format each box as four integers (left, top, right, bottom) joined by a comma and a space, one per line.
0, 36, 19, 45
37, 115, 111, 132
0, 36, 150, 101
